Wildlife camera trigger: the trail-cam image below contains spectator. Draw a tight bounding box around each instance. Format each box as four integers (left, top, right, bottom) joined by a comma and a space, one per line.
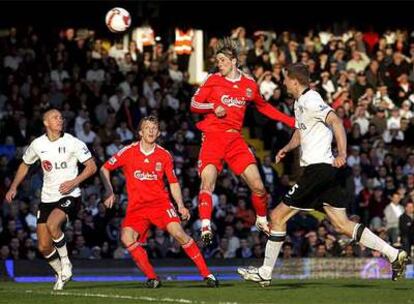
346, 51, 370, 73
235, 238, 252, 258
399, 202, 414, 257
383, 192, 404, 244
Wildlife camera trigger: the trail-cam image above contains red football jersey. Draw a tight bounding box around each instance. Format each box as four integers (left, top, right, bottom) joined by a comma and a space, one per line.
191, 72, 295, 132
104, 142, 178, 212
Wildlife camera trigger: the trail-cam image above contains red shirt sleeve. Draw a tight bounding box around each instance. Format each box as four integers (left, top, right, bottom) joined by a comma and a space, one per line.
191, 74, 215, 114
104, 149, 127, 171
252, 84, 295, 128
164, 152, 178, 184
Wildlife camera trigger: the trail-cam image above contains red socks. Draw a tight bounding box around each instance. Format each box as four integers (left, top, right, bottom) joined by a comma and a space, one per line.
182, 239, 210, 278
251, 192, 268, 217
198, 190, 213, 221
127, 243, 157, 279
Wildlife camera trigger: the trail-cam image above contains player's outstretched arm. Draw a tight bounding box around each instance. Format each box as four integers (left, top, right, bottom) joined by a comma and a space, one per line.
256, 102, 295, 128
59, 158, 97, 194
170, 182, 190, 220
5, 162, 30, 203
99, 166, 116, 208
275, 129, 300, 164
253, 91, 295, 128
326, 111, 347, 168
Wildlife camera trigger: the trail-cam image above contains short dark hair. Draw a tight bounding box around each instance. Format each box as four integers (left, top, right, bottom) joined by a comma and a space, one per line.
285, 63, 310, 86
138, 115, 160, 131
42, 108, 60, 121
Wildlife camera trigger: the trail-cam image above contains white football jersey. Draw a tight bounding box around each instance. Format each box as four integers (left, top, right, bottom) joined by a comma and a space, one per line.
22, 133, 92, 202
294, 89, 335, 167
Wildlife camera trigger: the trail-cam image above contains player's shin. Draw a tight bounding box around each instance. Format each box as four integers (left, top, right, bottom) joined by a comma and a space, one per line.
45, 249, 62, 275
252, 193, 270, 234
251, 192, 268, 217
261, 231, 286, 279
53, 233, 72, 282
182, 238, 210, 278
353, 223, 398, 262
53, 233, 69, 259
127, 242, 158, 279
198, 190, 213, 228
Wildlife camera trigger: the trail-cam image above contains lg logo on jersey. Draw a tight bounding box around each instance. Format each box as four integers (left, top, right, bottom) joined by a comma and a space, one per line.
42, 160, 68, 171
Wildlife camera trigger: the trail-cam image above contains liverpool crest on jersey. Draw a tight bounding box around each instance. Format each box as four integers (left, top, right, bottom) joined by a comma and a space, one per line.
155, 162, 162, 171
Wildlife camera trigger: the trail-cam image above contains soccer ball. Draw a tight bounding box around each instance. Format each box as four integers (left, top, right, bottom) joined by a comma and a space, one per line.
105, 7, 131, 33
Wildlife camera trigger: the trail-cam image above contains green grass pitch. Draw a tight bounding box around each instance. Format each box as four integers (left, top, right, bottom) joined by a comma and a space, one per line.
1, 279, 413, 304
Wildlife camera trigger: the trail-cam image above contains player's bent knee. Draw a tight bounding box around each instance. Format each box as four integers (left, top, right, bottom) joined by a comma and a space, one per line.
200, 183, 214, 193
121, 232, 136, 248
250, 182, 265, 195
269, 212, 285, 226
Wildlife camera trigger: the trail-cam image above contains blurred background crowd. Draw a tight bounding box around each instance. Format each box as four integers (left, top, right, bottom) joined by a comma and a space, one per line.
1, 22, 414, 262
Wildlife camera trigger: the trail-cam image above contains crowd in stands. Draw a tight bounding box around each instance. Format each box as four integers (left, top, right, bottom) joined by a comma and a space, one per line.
0, 25, 414, 261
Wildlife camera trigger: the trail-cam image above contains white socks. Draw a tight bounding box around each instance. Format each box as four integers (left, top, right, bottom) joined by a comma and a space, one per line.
53, 233, 69, 260
45, 249, 61, 275
359, 227, 398, 262
260, 231, 286, 279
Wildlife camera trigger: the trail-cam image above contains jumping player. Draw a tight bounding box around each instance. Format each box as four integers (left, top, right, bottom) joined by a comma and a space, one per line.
191, 37, 295, 245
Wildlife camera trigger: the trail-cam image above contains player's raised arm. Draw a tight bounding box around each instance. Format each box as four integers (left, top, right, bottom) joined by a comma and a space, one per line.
190, 75, 215, 114
252, 86, 296, 128
326, 111, 347, 168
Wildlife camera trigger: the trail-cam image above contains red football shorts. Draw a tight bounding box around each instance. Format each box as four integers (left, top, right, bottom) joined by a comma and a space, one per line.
122, 203, 180, 243
198, 132, 256, 175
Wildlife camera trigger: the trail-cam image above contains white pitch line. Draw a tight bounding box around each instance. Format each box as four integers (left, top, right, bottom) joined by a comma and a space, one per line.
25, 290, 248, 304
10, 289, 270, 304
25, 290, 200, 304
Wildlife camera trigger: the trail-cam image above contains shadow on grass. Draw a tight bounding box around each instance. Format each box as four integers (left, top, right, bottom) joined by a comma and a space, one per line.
182, 282, 234, 288
336, 284, 376, 289
68, 282, 141, 290
271, 282, 326, 289
70, 281, 234, 290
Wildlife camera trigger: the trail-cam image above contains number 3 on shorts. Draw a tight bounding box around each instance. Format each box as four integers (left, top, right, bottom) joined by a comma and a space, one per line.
166, 208, 177, 218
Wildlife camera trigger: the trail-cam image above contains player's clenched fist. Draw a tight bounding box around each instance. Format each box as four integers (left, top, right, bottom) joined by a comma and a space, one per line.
333, 154, 346, 168
214, 105, 226, 117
